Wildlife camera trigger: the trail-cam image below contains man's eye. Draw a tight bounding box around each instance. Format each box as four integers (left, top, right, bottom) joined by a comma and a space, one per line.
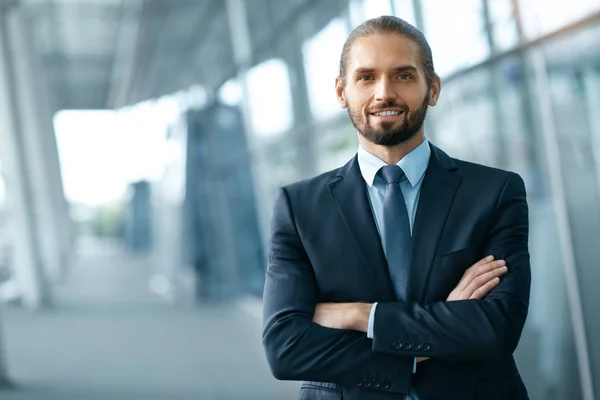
358, 75, 373, 81
397, 74, 412, 80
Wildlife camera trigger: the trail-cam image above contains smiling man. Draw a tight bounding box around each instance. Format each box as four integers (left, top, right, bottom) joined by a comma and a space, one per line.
262, 16, 530, 400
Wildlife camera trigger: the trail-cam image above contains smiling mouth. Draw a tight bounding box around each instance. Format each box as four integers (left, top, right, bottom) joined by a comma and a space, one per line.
370, 110, 405, 117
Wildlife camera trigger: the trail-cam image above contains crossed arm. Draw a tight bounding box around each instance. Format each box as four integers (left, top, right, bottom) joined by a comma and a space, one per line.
262, 173, 530, 391
313, 255, 510, 362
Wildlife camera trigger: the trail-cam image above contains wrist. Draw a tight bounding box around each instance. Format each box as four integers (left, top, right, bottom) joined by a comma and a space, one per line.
349, 303, 372, 332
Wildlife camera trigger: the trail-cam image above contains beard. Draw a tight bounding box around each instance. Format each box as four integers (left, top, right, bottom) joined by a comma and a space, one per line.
348, 95, 429, 147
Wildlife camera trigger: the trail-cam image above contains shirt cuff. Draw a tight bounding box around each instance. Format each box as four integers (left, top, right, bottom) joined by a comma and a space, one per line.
413, 357, 417, 374
367, 302, 378, 339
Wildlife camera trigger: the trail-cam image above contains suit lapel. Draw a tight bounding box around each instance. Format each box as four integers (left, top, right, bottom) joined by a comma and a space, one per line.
329, 156, 397, 301
409, 144, 462, 302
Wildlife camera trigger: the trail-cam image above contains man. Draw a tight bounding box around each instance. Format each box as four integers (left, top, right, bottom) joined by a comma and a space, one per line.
262, 16, 530, 400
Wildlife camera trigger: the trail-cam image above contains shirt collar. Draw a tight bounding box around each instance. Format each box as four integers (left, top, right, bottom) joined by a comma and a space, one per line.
357, 139, 431, 188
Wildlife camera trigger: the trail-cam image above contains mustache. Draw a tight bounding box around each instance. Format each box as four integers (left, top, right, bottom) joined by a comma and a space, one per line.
368, 102, 409, 113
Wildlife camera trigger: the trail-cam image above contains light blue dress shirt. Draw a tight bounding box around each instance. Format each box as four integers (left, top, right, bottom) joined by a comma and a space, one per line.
357, 139, 430, 399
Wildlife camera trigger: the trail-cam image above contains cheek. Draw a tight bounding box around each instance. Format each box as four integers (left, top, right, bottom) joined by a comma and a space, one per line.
346, 88, 372, 117
405, 91, 429, 109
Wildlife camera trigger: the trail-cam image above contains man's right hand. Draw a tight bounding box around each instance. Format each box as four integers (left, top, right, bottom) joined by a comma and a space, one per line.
446, 255, 508, 301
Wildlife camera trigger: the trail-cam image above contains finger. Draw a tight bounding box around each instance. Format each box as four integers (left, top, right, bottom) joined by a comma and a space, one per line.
473, 259, 506, 278
470, 277, 501, 299
472, 255, 495, 269
458, 259, 506, 290
465, 265, 508, 293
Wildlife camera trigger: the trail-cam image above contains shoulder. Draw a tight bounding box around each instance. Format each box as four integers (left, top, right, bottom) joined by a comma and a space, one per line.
453, 158, 517, 181
450, 157, 526, 200
282, 166, 343, 197
431, 144, 523, 188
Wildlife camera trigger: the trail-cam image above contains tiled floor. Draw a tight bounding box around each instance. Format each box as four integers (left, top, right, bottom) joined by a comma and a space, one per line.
0, 247, 298, 399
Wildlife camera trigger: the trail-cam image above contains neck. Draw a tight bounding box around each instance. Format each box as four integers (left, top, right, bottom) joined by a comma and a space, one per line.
358, 130, 425, 165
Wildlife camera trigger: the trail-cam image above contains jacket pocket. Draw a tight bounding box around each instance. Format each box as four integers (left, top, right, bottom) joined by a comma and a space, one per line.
298, 382, 343, 400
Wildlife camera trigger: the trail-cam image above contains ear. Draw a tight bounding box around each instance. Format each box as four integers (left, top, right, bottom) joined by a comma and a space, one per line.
428, 74, 441, 106
335, 77, 347, 109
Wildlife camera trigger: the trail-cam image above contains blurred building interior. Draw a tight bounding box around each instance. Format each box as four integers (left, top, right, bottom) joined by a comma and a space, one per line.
0, 0, 600, 399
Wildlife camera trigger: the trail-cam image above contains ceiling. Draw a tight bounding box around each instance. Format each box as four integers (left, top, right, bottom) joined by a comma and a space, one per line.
19, 0, 345, 111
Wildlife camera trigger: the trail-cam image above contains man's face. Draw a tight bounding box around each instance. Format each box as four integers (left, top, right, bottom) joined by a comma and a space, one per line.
336, 34, 440, 146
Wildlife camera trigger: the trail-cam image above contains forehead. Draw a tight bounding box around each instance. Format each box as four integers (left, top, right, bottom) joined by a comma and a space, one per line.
347, 33, 421, 73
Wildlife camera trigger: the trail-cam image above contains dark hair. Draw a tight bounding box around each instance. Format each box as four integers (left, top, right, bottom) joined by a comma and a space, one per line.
339, 16, 436, 86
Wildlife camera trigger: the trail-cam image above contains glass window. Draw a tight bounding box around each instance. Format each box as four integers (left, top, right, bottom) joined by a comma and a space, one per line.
348, 0, 393, 27
488, 0, 518, 51
348, 0, 366, 28
519, 0, 600, 38
393, 0, 417, 27
303, 18, 348, 121
245, 58, 294, 138
363, 0, 393, 20
421, 0, 490, 77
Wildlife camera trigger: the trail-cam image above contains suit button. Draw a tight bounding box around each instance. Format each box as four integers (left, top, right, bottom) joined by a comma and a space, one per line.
357, 378, 363, 387
404, 342, 413, 350
373, 380, 381, 388
423, 343, 431, 351
392, 341, 402, 350
363, 379, 372, 388
414, 343, 423, 351
383, 381, 391, 389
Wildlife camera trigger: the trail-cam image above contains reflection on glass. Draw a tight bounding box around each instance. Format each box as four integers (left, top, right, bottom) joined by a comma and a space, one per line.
519, 0, 600, 38
362, 0, 393, 20
245, 59, 294, 138
421, 0, 489, 76
303, 18, 348, 121
393, 0, 417, 27
488, 0, 518, 51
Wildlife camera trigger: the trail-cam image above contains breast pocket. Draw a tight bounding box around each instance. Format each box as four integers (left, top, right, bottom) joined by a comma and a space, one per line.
433, 246, 480, 271
427, 246, 483, 301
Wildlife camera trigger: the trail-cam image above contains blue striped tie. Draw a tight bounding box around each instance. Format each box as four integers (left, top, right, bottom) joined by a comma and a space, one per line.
379, 165, 411, 301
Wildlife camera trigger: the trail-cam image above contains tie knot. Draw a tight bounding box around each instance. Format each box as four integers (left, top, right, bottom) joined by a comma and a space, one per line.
379, 165, 405, 184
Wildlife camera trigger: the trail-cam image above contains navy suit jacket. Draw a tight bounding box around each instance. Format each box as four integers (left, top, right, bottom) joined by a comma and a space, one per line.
262, 143, 531, 400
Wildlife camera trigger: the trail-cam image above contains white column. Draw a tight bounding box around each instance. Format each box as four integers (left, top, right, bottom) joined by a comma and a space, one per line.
226, 0, 271, 250
6, 6, 71, 283
0, 3, 53, 308
23, 13, 73, 281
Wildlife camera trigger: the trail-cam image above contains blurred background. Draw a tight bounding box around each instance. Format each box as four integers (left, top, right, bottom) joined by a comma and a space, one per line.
0, 0, 599, 399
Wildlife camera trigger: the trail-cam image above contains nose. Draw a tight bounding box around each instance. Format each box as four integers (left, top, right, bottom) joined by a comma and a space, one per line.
374, 77, 396, 101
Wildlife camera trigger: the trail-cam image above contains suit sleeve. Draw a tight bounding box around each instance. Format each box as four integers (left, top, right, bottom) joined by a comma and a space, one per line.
262, 187, 414, 394
372, 173, 531, 361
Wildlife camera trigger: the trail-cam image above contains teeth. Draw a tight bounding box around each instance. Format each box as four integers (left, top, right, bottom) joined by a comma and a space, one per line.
374, 111, 400, 116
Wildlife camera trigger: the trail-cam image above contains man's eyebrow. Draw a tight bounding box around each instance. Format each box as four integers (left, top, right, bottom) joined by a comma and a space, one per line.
353, 65, 418, 74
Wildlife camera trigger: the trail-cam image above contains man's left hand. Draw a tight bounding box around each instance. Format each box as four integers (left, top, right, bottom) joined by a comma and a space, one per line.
313, 303, 373, 332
